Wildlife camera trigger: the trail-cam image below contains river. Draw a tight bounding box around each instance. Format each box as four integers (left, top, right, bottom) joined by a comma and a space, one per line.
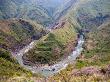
13, 34, 84, 77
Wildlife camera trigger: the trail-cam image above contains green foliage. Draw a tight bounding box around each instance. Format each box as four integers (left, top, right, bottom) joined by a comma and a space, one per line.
75, 60, 88, 69
0, 19, 46, 52
53, 24, 76, 44
0, 19, 46, 81
10, 21, 35, 42
24, 24, 77, 65
0, 0, 53, 26
25, 33, 64, 64
75, 22, 110, 69
0, 49, 32, 82
0, 48, 15, 62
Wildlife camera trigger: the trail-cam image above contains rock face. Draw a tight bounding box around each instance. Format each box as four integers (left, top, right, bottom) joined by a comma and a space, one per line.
73, 66, 101, 76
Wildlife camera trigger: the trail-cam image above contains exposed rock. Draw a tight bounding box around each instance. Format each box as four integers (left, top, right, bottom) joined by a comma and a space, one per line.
73, 66, 101, 76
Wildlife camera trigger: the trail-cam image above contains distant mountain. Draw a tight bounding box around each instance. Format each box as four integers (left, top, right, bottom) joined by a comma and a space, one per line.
0, 0, 77, 27
65, 0, 110, 29
0, 0, 52, 26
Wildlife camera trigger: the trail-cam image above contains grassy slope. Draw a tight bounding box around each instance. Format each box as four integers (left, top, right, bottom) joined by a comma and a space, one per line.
23, 21, 77, 65
0, 19, 47, 82
0, 48, 33, 82
0, 19, 46, 52
48, 22, 110, 82
1, 0, 110, 81
76, 21, 110, 68
0, 0, 53, 26
63, 0, 110, 30
47, 0, 110, 81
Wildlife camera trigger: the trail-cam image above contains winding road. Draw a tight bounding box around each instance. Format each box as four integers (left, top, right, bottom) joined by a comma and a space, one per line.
13, 34, 84, 77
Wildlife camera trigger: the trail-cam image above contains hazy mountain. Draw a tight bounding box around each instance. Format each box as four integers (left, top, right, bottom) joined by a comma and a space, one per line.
0, 0, 77, 27
65, 0, 110, 29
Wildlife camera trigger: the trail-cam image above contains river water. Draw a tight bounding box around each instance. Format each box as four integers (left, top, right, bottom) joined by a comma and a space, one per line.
13, 34, 84, 77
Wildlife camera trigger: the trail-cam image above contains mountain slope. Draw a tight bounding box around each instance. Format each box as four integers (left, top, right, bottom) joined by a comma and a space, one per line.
0, 0, 78, 27
0, 19, 47, 52
82, 21, 110, 67
64, 0, 110, 29
45, 0, 110, 81
23, 21, 77, 65
0, 48, 33, 82
48, 21, 110, 82
0, 19, 48, 81
0, 0, 52, 26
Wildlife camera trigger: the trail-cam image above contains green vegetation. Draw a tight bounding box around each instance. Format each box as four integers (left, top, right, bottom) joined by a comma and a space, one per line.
24, 33, 64, 64
48, 1, 110, 81
75, 22, 110, 69
0, 48, 33, 82
0, 0, 110, 82
0, 19, 47, 81
49, 64, 110, 82
24, 23, 77, 65
0, 0, 54, 26
0, 48, 15, 62
0, 19, 46, 51
53, 22, 77, 44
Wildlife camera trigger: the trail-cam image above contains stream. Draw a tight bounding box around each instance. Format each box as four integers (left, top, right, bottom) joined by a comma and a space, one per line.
13, 34, 84, 77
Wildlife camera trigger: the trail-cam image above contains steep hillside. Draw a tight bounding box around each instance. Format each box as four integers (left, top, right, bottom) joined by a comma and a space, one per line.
53, 0, 77, 21
23, 21, 77, 66
0, 19, 47, 52
80, 21, 110, 67
47, 21, 110, 82
65, 0, 110, 29
0, 19, 48, 81
63, 0, 110, 68
0, 48, 33, 82
0, 0, 78, 27
46, 0, 110, 81
0, 0, 77, 26
0, 0, 52, 26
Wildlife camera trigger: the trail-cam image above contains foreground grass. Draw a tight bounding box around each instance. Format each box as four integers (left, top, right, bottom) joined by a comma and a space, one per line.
0, 48, 45, 82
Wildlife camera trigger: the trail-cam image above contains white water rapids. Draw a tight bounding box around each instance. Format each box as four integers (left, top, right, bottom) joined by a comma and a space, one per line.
13, 34, 84, 77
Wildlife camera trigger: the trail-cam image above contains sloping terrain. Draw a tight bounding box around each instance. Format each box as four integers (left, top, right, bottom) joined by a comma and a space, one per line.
47, 0, 110, 81
0, 18, 48, 81
0, 48, 33, 82
80, 21, 110, 68
0, 0, 52, 26
0, 0, 79, 81
0, 0, 110, 82
0, 0, 77, 27
0, 19, 47, 52
23, 21, 77, 66
64, 0, 110, 29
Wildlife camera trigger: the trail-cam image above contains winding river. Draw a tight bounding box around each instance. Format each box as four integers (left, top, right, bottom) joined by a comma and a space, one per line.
13, 34, 84, 77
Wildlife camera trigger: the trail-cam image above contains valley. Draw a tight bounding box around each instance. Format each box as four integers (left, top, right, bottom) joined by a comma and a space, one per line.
13, 33, 84, 77
0, 0, 110, 82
